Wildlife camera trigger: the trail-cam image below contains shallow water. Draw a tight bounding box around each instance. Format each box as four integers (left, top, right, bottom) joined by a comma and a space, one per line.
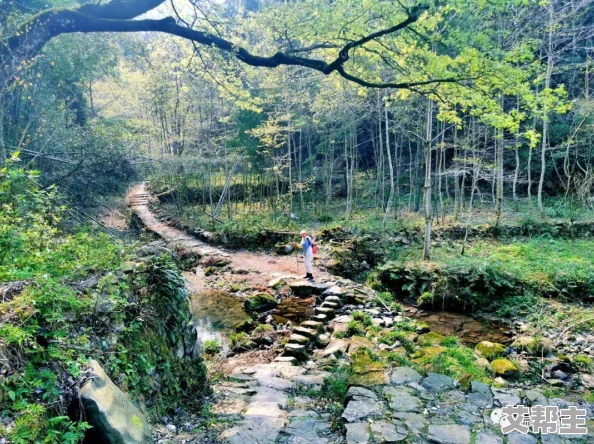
405, 307, 512, 346
190, 290, 314, 349
190, 290, 247, 350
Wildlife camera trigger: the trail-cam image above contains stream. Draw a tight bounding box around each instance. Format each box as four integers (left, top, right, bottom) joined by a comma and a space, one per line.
189, 289, 511, 351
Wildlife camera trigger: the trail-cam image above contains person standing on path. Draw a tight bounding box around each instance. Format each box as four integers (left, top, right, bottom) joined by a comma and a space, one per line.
300, 230, 315, 281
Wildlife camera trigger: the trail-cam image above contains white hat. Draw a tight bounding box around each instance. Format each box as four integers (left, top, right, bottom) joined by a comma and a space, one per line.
300, 230, 307, 235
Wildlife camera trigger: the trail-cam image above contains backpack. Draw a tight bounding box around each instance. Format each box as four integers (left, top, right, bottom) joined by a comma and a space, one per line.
312, 240, 318, 254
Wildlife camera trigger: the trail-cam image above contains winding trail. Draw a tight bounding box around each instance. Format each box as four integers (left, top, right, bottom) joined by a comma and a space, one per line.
128, 182, 327, 280
128, 183, 338, 443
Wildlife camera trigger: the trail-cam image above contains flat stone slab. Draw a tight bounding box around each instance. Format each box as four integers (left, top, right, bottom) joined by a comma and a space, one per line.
492, 389, 521, 407
427, 424, 471, 444
471, 381, 491, 394
323, 285, 344, 296
347, 386, 378, 401
314, 306, 335, 316
281, 417, 329, 443
391, 367, 422, 385
284, 343, 307, 356
258, 376, 293, 392
468, 391, 493, 408
244, 401, 285, 418
250, 387, 288, 408
507, 432, 538, 444
345, 423, 369, 444
291, 373, 329, 388
476, 429, 503, 444
342, 399, 383, 423
293, 326, 317, 338
314, 338, 349, 358
300, 320, 324, 331
370, 422, 407, 442
392, 412, 426, 436
422, 373, 455, 394
311, 314, 328, 323
333, 315, 353, 323
325, 295, 342, 305
218, 416, 285, 444
384, 386, 424, 413
288, 334, 310, 345
228, 373, 256, 383
289, 281, 329, 297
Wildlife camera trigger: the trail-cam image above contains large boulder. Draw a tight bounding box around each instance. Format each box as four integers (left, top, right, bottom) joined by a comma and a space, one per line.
275, 243, 294, 255
490, 358, 519, 378
80, 360, 152, 444
243, 293, 278, 313
511, 336, 554, 356
474, 341, 505, 360
417, 332, 445, 347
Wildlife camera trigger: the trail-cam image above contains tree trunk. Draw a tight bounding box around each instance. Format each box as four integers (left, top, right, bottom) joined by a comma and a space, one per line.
495, 98, 504, 230
538, 2, 554, 216
383, 101, 395, 227
423, 99, 434, 261
0, 105, 5, 167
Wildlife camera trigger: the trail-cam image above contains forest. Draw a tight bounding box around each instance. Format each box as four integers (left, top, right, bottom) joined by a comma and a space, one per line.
2, 0, 594, 443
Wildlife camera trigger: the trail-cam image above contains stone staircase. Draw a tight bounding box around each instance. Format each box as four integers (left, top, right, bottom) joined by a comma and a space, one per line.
276, 284, 346, 362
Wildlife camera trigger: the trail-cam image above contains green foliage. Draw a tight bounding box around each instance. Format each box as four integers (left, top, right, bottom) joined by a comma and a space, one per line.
0, 165, 207, 441
378, 237, 594, 312
203, 340, 221, 355
441, 336, 460, 348
416, 346, 490, 383
573, 355, 593, 373
352, 311, 372, 327
253, 323, 274, 334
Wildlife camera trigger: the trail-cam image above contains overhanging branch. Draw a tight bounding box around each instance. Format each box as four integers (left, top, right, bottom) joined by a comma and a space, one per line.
0, 0, 470, 91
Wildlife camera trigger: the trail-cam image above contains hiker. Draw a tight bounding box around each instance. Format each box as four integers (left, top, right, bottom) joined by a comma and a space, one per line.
300, 230, 315, 281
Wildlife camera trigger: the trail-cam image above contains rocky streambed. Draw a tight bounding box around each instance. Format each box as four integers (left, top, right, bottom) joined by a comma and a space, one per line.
128, 183, 594, 444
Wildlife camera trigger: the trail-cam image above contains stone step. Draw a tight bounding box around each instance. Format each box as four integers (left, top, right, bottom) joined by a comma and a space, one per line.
317, 334, 331, 348
311, 313, 328, 323
288, 334, 310, 345
293, 326, 317, 338
284, 343, 307, 356
300, 320, 325, 331
324, 295, 342, 306
289, 281, 330, 297
321, 301, 339, 309
314, 306, 335, 318
323, 285, 344, 297
274, 356, 297, 365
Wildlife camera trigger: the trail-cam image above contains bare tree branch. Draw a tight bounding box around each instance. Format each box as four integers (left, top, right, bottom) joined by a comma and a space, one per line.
0, 0, 470, 91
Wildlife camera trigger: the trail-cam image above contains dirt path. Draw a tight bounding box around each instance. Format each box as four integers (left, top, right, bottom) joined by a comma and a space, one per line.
128, 183, 324, 282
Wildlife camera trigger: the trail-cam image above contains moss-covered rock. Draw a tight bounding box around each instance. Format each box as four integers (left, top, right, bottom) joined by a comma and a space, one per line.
411, 346, 446, 362
474, 341, 506, 360
413, 321, 431, 334
511, 336, 554, 356
417, 332, 445, 346
243, 293, 278, 313
348, 336, 375, 356
235, 318, 256, 333
490, 358, 519, 378
350, 348, 388, 386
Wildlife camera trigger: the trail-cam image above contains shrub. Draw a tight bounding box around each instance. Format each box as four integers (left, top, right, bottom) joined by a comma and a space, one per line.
253, 323, 274, 334
204, 340, 221, 355
352, 311, 372, 327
